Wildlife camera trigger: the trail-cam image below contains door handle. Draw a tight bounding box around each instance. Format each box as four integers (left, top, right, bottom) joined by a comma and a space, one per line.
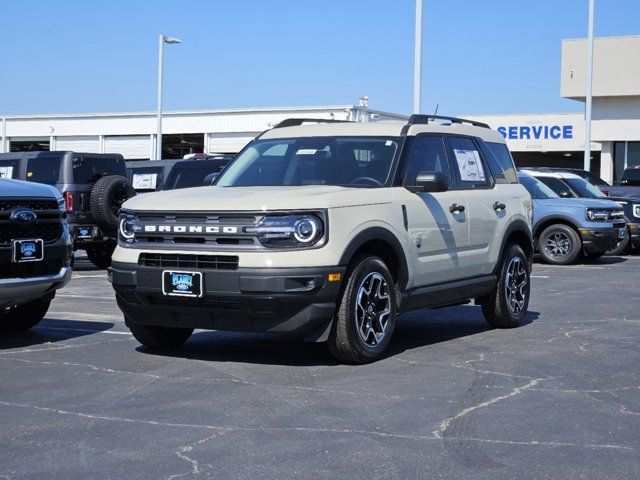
493, 201, 506, 211
449, 203, 465, 214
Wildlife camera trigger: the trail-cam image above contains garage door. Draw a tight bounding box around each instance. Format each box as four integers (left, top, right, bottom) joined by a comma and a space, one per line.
208, 133, 258, 153
55, 136, 100, 152
104, 135, 151, 160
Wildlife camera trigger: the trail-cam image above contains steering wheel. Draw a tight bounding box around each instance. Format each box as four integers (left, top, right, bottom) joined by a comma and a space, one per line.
350, 176, 383, 187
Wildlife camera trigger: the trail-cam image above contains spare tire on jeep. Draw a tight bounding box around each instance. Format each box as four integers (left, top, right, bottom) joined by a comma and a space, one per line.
90, 175, 135, 233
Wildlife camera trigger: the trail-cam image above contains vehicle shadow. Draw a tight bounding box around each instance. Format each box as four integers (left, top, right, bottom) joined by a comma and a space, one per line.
137, 305, 540, 367
0, 318, 114, 350
582, 255, 628, 265
72, 256, 101, 272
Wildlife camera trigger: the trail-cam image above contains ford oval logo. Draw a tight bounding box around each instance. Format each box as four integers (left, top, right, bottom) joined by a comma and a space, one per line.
10, 209, 38, 224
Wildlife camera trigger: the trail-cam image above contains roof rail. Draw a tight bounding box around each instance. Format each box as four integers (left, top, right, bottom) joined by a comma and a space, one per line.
272, 118, 348, 129
407, 114, 490, 129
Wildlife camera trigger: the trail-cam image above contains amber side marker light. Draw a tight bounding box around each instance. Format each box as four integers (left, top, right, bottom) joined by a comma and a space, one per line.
580, 229, 590, 235
327, 273, 342, 282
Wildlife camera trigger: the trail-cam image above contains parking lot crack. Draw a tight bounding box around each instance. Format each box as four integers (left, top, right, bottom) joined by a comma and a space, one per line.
434, 378, 541, 439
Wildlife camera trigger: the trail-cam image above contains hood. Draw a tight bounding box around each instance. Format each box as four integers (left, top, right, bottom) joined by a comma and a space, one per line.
123, 185, 395, 212
535, 197, 622, 209
0, 178, 60, 199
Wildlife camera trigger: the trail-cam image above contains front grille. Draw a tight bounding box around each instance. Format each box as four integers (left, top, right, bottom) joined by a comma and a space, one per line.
0, 223, 63, 246
132, 213, 261, 249
0, 198, 65, 247
138, 253, 239, 270
0, 258, 64, 280
0, 199, 58, 211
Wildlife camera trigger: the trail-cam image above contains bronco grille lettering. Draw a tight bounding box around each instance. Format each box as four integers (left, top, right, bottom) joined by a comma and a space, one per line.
143, 225, 239, 234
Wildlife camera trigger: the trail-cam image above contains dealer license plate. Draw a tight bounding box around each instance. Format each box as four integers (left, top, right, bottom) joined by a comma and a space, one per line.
162, 270, 203, 297
13, 239, 44, 263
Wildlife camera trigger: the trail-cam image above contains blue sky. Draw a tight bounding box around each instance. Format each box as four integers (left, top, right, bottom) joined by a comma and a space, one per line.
0, 0, 638, 117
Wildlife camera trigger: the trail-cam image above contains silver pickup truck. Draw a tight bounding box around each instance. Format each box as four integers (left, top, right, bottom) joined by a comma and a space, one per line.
0, 178, 73, 332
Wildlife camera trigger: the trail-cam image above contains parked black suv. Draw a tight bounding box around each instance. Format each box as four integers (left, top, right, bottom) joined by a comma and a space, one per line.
161, 155, 234, 190
0, 178, 73, 332
0, 151, 136, 268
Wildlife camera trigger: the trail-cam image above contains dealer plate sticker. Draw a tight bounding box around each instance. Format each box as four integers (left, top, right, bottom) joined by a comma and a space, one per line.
13, 239, 44, 263
77, 226, 92, 239
162, 270, 203, 297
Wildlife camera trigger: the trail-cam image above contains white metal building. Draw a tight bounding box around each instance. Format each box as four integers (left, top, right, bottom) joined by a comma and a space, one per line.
0, 105, 406, 160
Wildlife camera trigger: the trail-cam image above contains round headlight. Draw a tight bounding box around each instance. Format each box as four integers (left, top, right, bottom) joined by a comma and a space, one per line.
293, 216, 320, 243
119, 216, 136, 242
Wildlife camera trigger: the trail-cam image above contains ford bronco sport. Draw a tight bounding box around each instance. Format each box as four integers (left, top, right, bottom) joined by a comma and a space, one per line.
0, 151, 136, 268
0, 178, 73, 332
109, 116, 534, 363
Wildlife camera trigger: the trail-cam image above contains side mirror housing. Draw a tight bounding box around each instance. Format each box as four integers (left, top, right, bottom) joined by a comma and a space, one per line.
203, 172, 218, 186
559, 190, 572, 198
414, 172, 448, 193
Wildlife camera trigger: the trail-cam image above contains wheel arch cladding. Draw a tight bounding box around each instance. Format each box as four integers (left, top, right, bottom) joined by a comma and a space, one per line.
534, 216, 581, 241
500, 220, 534, 264
339, 227, 409, 291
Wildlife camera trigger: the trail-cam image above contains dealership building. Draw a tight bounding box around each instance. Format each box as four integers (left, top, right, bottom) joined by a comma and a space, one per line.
1, 35, 639, 184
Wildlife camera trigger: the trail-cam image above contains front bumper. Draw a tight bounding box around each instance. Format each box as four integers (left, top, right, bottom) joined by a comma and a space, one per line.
628, 223, 640, 248
0, 266, 72, 308
109, 262, 345, 341
580, 225, 626, 254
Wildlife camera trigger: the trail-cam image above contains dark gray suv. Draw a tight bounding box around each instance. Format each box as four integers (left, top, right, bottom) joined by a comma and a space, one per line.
0, 151, 136, 268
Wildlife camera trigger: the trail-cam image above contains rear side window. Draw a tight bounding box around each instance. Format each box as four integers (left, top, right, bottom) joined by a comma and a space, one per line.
403, 135, 450, 187
536, 177, 575, 198
447, 136, 492, 189
0, 159, 19, 179
26, 157, 61, 184
485, 142, 518, 184
72, 155, 126, 183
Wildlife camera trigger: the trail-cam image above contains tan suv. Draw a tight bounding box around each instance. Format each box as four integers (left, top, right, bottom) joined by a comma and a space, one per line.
109, 115, 534, 363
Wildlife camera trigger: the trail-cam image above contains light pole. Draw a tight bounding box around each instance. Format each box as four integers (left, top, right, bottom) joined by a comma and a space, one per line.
584, 0, 595, 172
156, 34, 182, 160
413, 0, 423, 114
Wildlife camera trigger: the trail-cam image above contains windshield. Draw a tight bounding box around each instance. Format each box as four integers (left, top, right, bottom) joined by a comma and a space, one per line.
518, 175, 559, 199
565, 177, 606, 198
216, 137, 401, 188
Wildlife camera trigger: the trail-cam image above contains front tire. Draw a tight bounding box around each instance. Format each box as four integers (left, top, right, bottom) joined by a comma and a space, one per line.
85, 241, 116, 269
606, 230, 629, 256
481, 244, 530, 329
328, 255, 397, 364
128, 324, 193, 350
538, 224, 581, 265
0, 298, 51, 333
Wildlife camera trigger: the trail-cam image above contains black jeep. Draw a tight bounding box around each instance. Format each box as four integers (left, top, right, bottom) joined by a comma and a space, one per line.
0, 151, 136, 268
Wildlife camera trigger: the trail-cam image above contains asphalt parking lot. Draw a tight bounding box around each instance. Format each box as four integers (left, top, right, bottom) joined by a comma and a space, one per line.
1, 255, 639, 480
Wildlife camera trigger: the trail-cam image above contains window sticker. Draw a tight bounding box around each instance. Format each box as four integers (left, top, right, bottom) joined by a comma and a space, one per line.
0, 166, 13, 179
453, 149, 485, 182
132, 173, 158, 189
296, 148, 318, 155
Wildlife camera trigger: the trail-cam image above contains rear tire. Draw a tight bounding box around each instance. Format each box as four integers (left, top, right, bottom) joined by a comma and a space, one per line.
481, 244, 530, 329
328, 255, 397, 364
128, 324, 193, 350
85, 241, 116, 269
538, 224, 581, 265
0, 298, 51, 333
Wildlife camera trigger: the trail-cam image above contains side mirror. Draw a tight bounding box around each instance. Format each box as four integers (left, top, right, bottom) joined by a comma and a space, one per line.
559, 190, 572, 198
203, 172, 218, 185
415, 172, 448, 193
